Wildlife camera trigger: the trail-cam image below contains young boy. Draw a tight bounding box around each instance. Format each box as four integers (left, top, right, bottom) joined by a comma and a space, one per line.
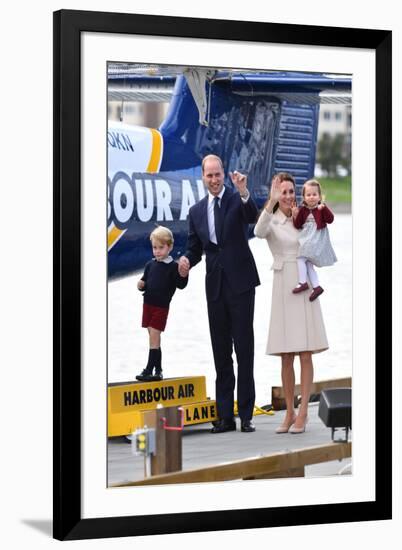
136, 226, 188, 381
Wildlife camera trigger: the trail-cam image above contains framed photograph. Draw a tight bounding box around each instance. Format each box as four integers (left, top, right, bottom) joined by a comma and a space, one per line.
53, 9, 392, 541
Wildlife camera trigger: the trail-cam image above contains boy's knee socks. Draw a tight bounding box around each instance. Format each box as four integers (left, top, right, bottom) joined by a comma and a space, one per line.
153, 348, 162, 374
154, 348, 162, 368
147, 348, 161, 367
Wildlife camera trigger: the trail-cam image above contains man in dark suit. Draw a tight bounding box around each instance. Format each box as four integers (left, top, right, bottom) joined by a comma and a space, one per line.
178, 155, 260, 433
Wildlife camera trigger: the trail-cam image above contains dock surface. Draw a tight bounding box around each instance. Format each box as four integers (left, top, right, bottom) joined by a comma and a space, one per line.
108, 403, 352, 485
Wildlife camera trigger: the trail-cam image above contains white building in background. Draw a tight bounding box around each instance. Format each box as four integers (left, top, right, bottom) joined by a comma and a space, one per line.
318, 103, 351, 138
108, 101, 170, 128
316, 103, 351, 176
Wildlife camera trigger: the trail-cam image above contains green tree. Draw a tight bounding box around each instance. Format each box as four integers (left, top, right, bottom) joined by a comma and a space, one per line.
317, 133, 348, 177
339, 135, 351, 175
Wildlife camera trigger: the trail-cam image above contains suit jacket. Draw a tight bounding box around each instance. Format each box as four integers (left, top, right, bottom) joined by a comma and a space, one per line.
293, 204, 334, 230
185, 186, 260, 301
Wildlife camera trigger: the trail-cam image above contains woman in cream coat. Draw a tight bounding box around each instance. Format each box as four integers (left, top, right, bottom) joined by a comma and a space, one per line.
254, 173, 328, 434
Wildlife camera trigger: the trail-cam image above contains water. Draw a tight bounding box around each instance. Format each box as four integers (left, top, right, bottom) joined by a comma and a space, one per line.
108, 214, 352, 408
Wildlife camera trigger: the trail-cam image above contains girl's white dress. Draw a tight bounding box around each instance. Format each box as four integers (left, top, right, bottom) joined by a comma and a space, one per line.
298, 212, 337, 267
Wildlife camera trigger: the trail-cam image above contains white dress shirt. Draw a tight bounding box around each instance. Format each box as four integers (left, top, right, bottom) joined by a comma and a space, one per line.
207, 188, 225, 244
207, 188, 249, 243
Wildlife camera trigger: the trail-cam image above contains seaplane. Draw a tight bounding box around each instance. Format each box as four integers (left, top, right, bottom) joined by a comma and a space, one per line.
107, 64, 351, 280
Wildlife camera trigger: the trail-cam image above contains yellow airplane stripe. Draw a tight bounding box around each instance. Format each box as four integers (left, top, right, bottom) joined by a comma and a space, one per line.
108, 224, 125, 250
146, 129, 163, 172
108, 128, 162, 252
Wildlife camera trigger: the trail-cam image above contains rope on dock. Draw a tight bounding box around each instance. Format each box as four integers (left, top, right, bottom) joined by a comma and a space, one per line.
233, 401, 275, 416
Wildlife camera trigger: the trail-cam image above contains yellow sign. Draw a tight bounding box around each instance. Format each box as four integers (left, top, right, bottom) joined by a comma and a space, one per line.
109, 376, 207, 412
108, 409, 143, 438
182, 401, 218, 425
108, 376, 210, 437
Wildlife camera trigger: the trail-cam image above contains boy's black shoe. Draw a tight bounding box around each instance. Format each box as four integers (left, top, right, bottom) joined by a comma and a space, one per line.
136, 366, 154, 381
136, 349, 161, 381
153, 367, 163, 381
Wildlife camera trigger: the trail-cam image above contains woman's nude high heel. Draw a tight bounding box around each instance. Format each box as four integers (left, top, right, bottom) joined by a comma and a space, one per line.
289, 417, 309, 434
275, 415, 296, 434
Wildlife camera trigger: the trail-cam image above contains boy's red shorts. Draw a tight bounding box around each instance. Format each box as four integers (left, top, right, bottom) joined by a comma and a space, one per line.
142, 303, 169, 331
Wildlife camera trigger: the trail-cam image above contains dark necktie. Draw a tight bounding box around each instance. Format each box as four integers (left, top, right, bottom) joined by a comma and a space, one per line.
214, 196, 222, 245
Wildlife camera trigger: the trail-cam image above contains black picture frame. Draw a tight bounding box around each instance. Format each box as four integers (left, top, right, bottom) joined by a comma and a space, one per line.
53, 9, 392, 541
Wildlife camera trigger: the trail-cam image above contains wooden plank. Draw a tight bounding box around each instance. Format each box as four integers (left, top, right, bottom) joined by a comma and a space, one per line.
111, 441, 351, 487
272, 377, 352, 410
244, 467, 305, 480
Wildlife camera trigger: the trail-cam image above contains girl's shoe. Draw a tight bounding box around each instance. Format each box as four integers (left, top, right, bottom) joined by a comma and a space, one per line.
309, 286, 324, 301
275, 415, 296, 434
292, 282, 309, 294
289, 417, 309, 434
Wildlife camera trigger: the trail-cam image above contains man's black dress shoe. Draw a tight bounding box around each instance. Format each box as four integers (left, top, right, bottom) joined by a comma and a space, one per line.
210, 419, 236, 433
241, 420, 256, 433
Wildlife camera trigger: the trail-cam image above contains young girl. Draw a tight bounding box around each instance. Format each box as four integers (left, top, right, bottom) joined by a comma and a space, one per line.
292, 179, 337, 302
136, 226, 188, 381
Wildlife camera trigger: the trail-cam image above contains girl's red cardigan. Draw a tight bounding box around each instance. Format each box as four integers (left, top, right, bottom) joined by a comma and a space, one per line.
293, 204, 334, 230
